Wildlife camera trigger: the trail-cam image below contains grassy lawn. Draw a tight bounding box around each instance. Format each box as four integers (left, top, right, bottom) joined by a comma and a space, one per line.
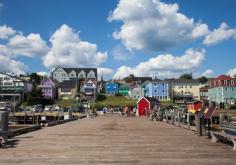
56, 99, 78, 108
93, 96, 136, 108
160, 101, 176, 107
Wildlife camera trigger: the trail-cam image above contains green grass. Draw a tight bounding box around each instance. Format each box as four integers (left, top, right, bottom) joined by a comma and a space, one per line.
93, 96, 136, 108
56, 99, 78, 108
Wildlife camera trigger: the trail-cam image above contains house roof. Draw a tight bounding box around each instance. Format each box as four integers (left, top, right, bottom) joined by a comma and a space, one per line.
105, 82, 118, 86
59, 80, 77, 88
40, 78, 55, 85
214, 75, 234, 81
119, 83, 131, 89
0, 72, 30, 84
130, 84, 141, 90
138, 97, 160, 104
165, 78, 200, 84
52, 67, 97, 78
145, 97, 160, 103
133, 77, 152, 84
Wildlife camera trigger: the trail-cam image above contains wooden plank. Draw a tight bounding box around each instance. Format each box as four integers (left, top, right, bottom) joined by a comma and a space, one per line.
0, 115, 236, 164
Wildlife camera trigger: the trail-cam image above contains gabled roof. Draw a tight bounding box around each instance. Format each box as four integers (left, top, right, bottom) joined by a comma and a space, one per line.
130, 84, 142, 90
52, 67, 97, 78
59, 80, 77, 88
214, 75, 234, 81
40, 78, 55, 86
138, 97, 160, 104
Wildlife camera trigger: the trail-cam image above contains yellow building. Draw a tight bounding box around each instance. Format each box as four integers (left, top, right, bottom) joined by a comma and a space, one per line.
58, 80, 77, 99
166, 79, 201, 103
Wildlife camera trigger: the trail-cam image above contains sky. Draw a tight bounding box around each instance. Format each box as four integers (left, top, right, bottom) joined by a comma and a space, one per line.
0, 0, 236, 80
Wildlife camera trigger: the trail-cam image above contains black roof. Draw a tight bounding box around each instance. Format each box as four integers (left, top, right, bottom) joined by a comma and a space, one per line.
145, 97, 160, 103
59, 80, 77, 88
165, 79, 200, 84
133, 77, 152, 84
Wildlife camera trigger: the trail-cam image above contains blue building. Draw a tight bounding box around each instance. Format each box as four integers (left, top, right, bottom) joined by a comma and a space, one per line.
105, 82, 118, 95
145, 80, 170, 101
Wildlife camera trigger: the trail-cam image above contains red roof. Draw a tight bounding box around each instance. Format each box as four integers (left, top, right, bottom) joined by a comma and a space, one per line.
215, 75, 233, 81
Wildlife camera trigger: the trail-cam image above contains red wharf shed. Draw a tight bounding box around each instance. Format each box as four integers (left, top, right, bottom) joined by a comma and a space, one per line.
137, 97, 160, 116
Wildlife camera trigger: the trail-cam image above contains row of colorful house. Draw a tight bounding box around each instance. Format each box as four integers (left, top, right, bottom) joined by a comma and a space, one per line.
105, 75, 236, 108
105, 78, 200, 102
2, 66, 235, 109
38, 67, 99, 100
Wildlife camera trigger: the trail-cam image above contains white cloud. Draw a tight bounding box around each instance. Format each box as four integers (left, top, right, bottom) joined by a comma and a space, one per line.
0, 25, 16, 39
108, 0, 209, 51
227, 68, 236, 77
201, 69, 214, 77
0, 54, 27, 75
111, 44, 133, 61
97, 67, 114, 80
203, 22, 236, 46
43, 24, 107, 69
7, 33, 49, 57
113, 48, 205, 79
0, 44, 13, 57
37, 71, 50, 77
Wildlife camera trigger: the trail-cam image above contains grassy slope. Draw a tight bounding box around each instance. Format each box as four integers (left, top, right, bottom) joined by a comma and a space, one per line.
56, 99, 78, 108
93, 96, 136, 108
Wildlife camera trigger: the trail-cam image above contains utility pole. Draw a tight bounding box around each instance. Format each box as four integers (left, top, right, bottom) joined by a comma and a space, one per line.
13, 79, 16, 113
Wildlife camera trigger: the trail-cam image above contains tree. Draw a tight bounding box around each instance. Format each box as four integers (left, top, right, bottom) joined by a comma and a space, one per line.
123, 74, 135, 83
26, 87, 42, 105
179, 74, 193, 80
198, 76, 208, 84
29, 73, 42, 86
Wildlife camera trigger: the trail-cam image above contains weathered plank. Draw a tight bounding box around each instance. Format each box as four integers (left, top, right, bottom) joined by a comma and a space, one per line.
0, 115, 236, 165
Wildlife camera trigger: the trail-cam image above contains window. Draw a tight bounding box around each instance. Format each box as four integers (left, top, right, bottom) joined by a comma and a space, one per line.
231, 80, 235, 85
61, 88, 71, 92
162, 90, 165, 93
224, 80, 227, 85
162, 83, 165, 87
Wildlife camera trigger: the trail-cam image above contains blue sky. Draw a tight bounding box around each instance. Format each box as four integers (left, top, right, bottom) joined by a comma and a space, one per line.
0, 0, 236, 80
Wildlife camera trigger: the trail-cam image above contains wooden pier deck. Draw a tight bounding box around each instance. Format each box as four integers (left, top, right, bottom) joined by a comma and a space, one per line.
1, 114, 236, 165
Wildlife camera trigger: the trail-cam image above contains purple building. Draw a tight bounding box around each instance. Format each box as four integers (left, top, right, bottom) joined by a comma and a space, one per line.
38, 78, 56, 100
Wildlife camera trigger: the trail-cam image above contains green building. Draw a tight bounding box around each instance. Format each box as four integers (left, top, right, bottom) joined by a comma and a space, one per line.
208, 75, 236, 108
118, 83, 131, 96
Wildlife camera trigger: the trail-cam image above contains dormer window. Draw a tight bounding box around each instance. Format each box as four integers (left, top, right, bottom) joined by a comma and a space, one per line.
87, 70, 95, 79
69, 70, 76, 78
78, 70, 86, 79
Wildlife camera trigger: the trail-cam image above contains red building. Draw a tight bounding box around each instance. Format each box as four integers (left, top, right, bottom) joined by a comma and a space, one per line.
209, 75, 236, 88
187, 100, 204, 113
137, 97, 160, 116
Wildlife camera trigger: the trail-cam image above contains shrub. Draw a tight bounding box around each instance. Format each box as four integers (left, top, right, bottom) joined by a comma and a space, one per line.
229, 104, 236, 110
96, 94, 106, 101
